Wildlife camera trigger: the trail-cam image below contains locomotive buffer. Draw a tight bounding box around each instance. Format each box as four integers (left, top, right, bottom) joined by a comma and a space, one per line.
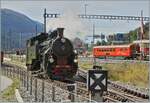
87, 69, 108, 102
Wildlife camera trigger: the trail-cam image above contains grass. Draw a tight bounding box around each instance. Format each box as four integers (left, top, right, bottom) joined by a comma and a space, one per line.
4, 54, 26, 68
5, 60, 26, 68
79, 61, 93, 70
1, 78, 20, 101
1, 54, 22, 101
102, 63, 149, 88
9, 54, 26, 63
79, 61, 149, 88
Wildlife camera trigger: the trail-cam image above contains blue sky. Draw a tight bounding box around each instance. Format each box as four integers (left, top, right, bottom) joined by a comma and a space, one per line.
1, 0, 149, 40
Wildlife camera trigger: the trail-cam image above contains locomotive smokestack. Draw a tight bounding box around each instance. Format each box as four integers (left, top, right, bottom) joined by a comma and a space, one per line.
57, 28, 64, 38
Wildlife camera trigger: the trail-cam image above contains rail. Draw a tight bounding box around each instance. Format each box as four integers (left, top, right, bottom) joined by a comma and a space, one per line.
1, 63, 93, 102
78, 68, 149, 102
78, 57, 149, 64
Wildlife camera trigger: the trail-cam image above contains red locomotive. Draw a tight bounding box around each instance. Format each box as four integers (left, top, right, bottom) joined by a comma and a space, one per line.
93, 40, 149, 60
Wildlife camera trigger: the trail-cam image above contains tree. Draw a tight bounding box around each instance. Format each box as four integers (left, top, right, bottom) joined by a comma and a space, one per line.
101, 40, 107, 45
128, 22, 149, 42
96, 41, 101, 46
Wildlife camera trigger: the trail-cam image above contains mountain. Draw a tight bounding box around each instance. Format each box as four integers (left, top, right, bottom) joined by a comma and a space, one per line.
1, 8, 43, 51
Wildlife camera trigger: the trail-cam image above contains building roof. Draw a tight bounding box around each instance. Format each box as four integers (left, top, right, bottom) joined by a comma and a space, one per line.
133, 40, 150, 44
93, 44, 133, 48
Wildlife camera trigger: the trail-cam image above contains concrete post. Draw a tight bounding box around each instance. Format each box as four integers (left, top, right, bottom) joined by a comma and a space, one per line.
91, 91, 103, 102
41, 80, 44, 102
30, 76, 32, 95
52, 85, 55, 102
34, 79, 37, 101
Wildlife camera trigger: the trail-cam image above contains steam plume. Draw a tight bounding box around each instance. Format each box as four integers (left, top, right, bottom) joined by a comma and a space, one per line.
47, 8, 90, 40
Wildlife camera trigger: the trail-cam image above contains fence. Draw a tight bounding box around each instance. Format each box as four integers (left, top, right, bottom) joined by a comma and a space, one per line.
1, 63, 93, 102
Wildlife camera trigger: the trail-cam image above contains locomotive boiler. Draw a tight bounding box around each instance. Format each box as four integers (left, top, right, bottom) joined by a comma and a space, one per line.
26, 28, 78, 79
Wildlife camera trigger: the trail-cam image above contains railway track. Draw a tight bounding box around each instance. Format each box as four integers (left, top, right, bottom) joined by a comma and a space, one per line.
108, 80, 149, 100
1, 63, 91, 102
78, 68, 149, 102
1, 62, 120, 102
79, 57, 149, 64
2, 62, 149, 102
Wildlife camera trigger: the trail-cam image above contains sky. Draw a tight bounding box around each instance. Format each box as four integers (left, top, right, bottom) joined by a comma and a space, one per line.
1, 0, 150, 40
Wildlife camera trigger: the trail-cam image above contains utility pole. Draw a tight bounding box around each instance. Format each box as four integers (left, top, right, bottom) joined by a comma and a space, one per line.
7, 32, 9, 51
140, 10, 144, 60
93, 23, 95, 45
140, 10, 144, 40
20, 32, 22, 61
136, 30, 139, 40
84, 4, 88, 15
93, 23, 96, 65
19, 32, 22, 52
44, 8, 47, 33
4, 29, 5, 52
35, 24, 38, 35
9, 29, 12, 50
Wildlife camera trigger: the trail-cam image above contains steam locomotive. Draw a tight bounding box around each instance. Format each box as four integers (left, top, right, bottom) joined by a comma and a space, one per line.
26, 28, 78, 80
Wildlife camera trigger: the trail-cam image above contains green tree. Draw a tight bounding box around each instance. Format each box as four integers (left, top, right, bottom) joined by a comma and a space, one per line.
129, 30, 137, 42
96, 41, 101, 46
101, 40, 107, 45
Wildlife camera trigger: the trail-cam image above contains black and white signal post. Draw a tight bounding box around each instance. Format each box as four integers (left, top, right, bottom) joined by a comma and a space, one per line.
87, 69, 108, 102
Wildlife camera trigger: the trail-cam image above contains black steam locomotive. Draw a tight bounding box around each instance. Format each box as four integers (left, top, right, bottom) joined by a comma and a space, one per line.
26, 28, 78, 79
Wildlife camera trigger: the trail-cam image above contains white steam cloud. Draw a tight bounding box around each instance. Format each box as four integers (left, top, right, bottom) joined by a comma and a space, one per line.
47, 8, 90, 40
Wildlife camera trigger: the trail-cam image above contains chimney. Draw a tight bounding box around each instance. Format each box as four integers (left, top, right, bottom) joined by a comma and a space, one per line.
57, 28, 64, 38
